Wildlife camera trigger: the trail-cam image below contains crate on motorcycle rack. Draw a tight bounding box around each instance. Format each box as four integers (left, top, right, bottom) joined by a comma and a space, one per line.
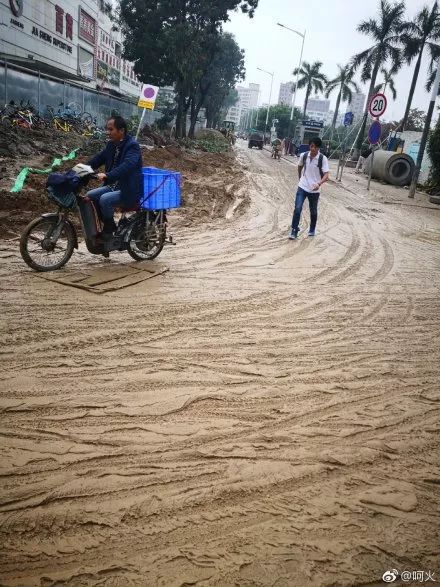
141, 167, 181, 210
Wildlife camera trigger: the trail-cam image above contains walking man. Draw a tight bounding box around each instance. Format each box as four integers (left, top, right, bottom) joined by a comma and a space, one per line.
289, 137, 329, 239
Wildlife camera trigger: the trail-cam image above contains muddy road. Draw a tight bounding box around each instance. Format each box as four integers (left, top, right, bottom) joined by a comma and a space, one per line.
1, 142, 440, 586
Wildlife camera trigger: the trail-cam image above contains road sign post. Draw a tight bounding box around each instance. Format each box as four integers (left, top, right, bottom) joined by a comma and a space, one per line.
368, 92, 387, 119
136, 84, 159, 140
344, 112, 354, 127
367, 120, 382, 191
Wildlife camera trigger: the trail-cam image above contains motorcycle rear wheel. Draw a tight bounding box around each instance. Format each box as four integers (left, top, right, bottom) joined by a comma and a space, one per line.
126, 215, 166, 261
20, 216, 75, 271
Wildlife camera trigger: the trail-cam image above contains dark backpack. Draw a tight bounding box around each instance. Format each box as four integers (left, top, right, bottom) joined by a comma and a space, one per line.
46, 170, 82, 208
301, 151, 324, 179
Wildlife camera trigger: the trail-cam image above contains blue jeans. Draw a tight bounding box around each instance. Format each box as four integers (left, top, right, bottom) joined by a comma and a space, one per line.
86, 186, 123, 221
291, 187, 320, 233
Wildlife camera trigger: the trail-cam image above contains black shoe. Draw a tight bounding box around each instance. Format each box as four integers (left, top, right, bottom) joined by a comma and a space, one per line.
102, 219, 117, 240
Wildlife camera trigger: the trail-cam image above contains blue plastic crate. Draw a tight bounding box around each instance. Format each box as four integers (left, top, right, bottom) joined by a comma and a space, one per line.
141, 167, 181, 210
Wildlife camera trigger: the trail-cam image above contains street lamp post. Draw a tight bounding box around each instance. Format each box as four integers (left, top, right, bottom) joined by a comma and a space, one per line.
277, 23, 306, 132
257, 66, 274, 140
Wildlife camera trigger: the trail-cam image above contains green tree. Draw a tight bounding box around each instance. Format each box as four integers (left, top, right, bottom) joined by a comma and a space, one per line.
189, 33, 245, 137
118, 0, 258, 138
427, 116, 440, 190
254, 105, 301, 138
351, 0, 408, 150
206, 88, 239, 129
325, 64, 360, 133
292, 61, 327, 116
401, 2, 440, 130
398, 107, 427, 131
425, 44, 440, 92
374, 66, 398, 99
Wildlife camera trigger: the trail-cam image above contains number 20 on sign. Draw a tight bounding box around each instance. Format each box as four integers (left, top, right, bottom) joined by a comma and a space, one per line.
369, 92, 387, 118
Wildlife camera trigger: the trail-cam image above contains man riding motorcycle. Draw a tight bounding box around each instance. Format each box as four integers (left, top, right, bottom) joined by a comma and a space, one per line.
271, 137, 282, 160
86, 116, 143, 238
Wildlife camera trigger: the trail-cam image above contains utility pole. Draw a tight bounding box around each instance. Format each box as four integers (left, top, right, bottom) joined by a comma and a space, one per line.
257, 67, 274, 141
277, 23, 306, 137
409, 59, 440, 199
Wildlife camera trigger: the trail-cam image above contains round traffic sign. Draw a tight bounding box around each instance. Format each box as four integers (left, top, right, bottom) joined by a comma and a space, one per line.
369, 92, 387, 118
368, 120, 382, 145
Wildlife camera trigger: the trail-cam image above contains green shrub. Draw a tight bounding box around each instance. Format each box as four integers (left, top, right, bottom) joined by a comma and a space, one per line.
427, 117, 440, 189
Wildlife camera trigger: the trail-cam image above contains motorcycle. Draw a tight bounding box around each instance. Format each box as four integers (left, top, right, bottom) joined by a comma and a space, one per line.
271, 144, 282, 160
19, 166, 175, 272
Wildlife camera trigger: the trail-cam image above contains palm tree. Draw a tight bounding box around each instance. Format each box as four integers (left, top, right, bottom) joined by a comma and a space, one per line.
325, 64, 360, 133
292, 61, 327, 117
401, 2, 440, 129
351, 0, 408, 150
426, 47, 440, 91
374, 66, 398, 99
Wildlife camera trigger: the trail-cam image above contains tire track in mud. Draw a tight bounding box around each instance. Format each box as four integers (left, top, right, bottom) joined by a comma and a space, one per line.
1, 142, 440, 586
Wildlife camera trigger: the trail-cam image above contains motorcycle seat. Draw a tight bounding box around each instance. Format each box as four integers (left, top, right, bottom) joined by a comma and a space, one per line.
117, 204, 140, 212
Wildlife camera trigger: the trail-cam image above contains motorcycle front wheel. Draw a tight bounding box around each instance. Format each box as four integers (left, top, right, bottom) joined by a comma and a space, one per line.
20, 216, 75, 271
126, 215, 166, 261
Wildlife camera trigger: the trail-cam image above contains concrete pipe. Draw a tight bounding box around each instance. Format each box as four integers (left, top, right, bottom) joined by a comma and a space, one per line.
370, 150, 415, 186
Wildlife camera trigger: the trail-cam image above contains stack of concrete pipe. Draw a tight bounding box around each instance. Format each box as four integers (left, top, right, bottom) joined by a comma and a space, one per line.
365, 150, 415, 186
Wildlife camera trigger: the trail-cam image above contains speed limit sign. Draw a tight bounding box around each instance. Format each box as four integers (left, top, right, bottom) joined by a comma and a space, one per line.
369, 92, 387, 118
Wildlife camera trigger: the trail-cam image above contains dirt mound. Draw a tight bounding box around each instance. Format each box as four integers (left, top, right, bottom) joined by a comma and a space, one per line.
195, 128, 227, 141
0, 124, 93, 159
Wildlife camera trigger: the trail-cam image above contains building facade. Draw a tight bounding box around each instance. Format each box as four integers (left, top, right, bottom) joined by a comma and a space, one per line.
278, 82, 293, 107
0, 0, 141, 99
227, 83, 260, 126
345, 92, 366, 122
305, 97, 330, 122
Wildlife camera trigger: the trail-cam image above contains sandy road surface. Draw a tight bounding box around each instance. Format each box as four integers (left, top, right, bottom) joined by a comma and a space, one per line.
1, 142, 440, 586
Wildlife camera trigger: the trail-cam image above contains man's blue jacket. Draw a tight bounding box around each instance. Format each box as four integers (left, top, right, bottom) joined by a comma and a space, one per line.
87, 134, 143, 207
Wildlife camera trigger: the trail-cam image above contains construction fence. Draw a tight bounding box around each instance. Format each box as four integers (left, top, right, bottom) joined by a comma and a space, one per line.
0, 60, 162, 128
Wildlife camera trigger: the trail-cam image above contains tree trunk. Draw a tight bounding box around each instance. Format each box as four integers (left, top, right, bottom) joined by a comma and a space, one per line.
330, 89, 342, 144
303, 84, 311, 117
189, 97, 198, 139
175, 92, 186, 139
402, 45, 424, 131
180, 99, 191, 138
332, 89, 342, 131
355, 59, 381, 151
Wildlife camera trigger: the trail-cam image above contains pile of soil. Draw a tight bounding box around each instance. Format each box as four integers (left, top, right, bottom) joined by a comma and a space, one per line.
0, 139, 248, 236
0, 124, 96, 160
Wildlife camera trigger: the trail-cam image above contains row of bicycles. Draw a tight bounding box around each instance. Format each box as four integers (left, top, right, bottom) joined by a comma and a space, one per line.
0, 100, 105, 138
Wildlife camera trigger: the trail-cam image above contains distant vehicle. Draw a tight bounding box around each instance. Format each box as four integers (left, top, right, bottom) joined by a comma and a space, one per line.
248, 131, 264, 150
220, 120, 236, 145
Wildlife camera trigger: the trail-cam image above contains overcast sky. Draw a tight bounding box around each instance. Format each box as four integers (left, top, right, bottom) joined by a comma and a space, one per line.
224, 0, 437, 121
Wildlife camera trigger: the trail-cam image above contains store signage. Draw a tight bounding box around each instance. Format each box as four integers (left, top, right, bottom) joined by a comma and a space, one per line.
31, 26, 73, 54
10, 18, 23, 28
301, 120, 324, 128
79, 8, 96, 45
9, 0, 23, 18
97, 61, 120, 86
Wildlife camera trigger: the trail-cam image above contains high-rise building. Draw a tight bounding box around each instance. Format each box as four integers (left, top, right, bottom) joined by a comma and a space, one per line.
278, 82, 293, 106
345, 92, 366, 122
305, 97, 330, 122
227, 83, 260, 126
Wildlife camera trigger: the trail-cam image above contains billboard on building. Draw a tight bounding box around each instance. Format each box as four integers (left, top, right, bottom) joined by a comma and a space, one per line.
79, 8, 96, 46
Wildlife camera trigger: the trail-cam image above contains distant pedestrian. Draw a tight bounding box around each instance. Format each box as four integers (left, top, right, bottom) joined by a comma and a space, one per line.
288, 137, 329, 239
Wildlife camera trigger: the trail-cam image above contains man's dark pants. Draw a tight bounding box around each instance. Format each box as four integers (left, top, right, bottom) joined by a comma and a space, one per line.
291, 187, 320, 233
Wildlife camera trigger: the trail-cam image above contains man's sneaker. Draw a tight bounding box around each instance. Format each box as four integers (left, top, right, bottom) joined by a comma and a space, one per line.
288, 229, 299, 240
308, 230, 316, 237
